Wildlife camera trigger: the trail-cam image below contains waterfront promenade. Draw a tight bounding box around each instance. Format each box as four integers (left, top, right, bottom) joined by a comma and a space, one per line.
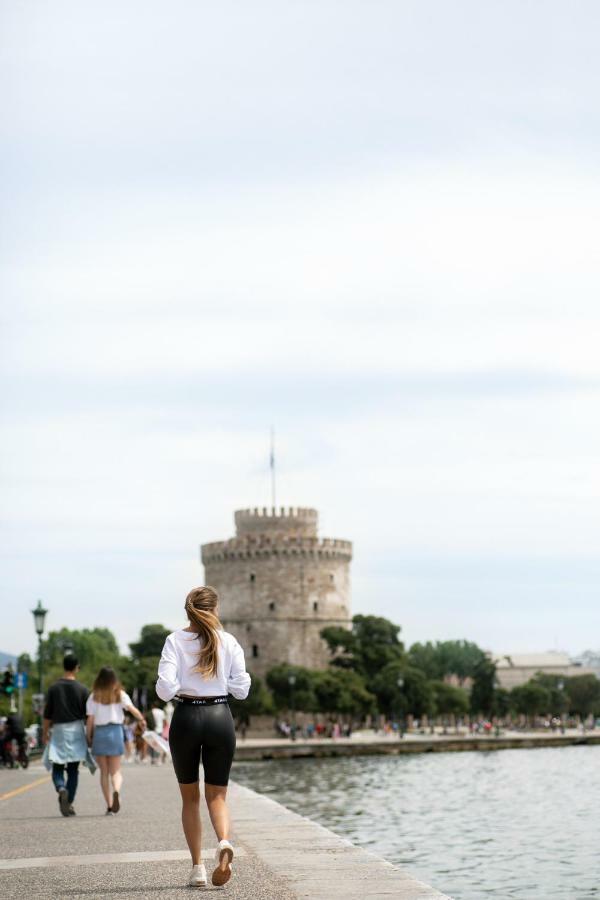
0, 762, 447, 899
234, 727, 600, 760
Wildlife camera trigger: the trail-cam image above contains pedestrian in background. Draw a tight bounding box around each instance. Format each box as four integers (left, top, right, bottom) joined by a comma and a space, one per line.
156, 586, 250, 888
42, 654, 91, 817
123, 714, 135, 763
86, 666, 145, 815
133, 717, 148, 763
150, 702, 167, 764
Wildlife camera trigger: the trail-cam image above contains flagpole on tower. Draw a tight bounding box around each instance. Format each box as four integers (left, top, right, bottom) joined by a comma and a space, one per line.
270, 426, 276, 510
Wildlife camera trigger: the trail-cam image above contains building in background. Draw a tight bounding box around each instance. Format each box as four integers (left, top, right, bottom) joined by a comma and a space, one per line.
571, 649, 600, 678
201, 507, 352, 678
494, 652, 595, 690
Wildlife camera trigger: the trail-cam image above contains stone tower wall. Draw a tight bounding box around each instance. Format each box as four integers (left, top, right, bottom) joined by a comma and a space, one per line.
201, 507, 352, 678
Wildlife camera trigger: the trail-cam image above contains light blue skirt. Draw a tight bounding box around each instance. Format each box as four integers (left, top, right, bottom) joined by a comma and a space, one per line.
92, 723, 125, 757
45, 720, 89, 765
43, 720, 97, 774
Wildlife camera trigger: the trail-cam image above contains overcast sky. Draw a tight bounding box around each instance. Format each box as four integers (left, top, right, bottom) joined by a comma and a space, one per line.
2, 1, 600, 659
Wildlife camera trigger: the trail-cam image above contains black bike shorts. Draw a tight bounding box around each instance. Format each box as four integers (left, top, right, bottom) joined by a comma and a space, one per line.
168, 699, 236, 786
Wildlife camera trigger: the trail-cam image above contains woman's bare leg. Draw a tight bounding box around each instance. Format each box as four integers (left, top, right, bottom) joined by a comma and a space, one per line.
107, 755, 123, 794
96, 756, 111, 807
204, 784, 230, 841
179, 782, 202, 865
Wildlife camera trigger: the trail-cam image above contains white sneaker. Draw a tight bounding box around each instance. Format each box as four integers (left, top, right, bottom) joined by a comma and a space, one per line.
188, 864, 207, 887
212, 840, 234, 886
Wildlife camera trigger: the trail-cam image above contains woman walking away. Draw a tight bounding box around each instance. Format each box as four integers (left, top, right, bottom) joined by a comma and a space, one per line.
86, 667, 145, 815
156, 586, 250, 889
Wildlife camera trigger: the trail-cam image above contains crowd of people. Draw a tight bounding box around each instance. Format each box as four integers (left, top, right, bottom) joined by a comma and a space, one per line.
274, 719, 353, 740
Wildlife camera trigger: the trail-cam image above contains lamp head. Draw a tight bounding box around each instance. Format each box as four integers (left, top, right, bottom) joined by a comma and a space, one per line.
32, 599, 48, 636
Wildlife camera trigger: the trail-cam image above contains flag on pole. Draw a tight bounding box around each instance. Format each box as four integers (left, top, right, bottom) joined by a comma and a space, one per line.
270, 427, 276, 508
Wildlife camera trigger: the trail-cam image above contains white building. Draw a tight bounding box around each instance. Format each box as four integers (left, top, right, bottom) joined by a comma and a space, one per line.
494, 652, 595, 690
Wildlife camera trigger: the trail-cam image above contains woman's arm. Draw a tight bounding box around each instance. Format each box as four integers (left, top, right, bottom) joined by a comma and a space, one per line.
120, 690, 146, 728
124, 703, 146, 728
227, 639, 251, 700
86, 714, 94, 747
85, 695, 95, 746
156, 635, 181, 701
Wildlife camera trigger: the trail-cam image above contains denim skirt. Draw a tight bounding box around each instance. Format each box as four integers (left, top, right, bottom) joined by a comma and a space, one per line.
92, 723, 125, 757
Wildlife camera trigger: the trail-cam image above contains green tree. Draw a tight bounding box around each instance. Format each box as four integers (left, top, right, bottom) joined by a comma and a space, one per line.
372, 662, 434, 718
492, 687, 512, 718
129, 624, 170, 659
120, 656, 159, 701
469, 656, 497, 717
122, 623, 170, 706
17, 653, 33, 674
39, 627, 122, 687
510, 682, 551, 720
265, 664, 317, 713
409, 640, 487, 684
229, 673, 274, 721
406, 642, 440, 680
565, 674, 600, 717
529, 673, 569, 715
431, 680, 469, 717
321, 614, 404, 681
312, 668, 376, 717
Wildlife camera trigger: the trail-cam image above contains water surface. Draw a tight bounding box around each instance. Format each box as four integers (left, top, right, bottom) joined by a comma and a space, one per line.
233, 746, 599, 899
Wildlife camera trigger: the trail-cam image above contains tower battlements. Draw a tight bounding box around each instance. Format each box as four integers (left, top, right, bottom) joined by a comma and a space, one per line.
201, 534, 352, 564
234, 507, 318, 536
201, 507, 351, 563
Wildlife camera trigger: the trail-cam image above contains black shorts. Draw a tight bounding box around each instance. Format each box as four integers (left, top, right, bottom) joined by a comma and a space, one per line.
168, 699, 236, 786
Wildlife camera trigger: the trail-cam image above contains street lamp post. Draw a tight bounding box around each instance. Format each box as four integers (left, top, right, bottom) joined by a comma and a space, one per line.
557, 679, 566, 733
31, 599, 48, 744
288, 673, 297, 741
397, 675, 405, 739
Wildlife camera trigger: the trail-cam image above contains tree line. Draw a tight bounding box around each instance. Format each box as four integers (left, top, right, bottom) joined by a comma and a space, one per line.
6, 615, 600, 724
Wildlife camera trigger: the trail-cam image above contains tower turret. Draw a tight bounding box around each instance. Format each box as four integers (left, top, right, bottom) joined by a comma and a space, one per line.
201, 506, 352, 677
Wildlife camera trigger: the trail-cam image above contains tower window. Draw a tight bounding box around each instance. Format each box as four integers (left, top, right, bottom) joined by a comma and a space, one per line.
249, 572, 256, 583
313, 601, 319, 612
252, 644, 259, 658
269, 601, 275, 611
329, 573, 335, 584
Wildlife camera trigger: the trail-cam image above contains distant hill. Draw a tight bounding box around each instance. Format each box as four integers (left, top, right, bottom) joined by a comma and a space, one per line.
0, 652, 17, 669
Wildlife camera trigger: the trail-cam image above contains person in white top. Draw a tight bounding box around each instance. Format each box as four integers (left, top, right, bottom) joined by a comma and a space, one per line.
151, 705, 165, 735
156, 586, 250, 889
150, 703, 167, 764
86, 667, 145, 815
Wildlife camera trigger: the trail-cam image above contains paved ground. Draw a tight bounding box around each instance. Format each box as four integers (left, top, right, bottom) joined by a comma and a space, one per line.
0, 762, 295, 900
0, 760, 447, 899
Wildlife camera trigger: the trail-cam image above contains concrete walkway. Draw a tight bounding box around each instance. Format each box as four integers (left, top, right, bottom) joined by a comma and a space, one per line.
0, 762, 448, 899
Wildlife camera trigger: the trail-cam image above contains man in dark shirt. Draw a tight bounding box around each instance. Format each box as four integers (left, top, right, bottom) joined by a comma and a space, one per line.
43, 654, 89, 816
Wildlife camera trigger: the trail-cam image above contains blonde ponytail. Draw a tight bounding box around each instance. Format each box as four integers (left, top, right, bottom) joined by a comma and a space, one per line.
185, 586, 221, 678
